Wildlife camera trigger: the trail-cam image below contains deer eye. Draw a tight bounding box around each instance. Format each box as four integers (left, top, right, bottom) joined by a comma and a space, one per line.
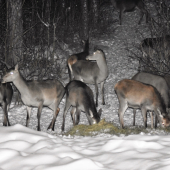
10, 72, 13, 75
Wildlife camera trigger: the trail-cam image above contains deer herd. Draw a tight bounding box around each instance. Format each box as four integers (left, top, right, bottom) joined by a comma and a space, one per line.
1, 0, 170, 132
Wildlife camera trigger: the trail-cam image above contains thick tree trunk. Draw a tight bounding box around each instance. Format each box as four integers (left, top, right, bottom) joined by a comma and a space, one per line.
7, 0, 23, 66
81, 0, 89, 40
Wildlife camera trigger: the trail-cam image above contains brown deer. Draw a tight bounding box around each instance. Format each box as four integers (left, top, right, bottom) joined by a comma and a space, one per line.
132, 72, 170, 126
68, 38, 89, 80
61, 80, 102, 131
111, 0, 149, 25
0, 83, 13, 126
68, 49, 108, 107
2, 64, 65, 131
114, 79, 170, 128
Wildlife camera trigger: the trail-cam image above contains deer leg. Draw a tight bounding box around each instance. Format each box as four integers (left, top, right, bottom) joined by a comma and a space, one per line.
75, 107, 81, 125
2, 102, 10, 126
47, 107, 60, 131
118, 100, 128, 128
52, 108, 60, 131
62, 100, 71, 132
94, 80, 99, 107
26, 106, 32, 127
149, 111, 154, 129
70, 107, 76, 125
84, 109, 94, 125
133, 109, 136, 126
6, 104, 11, 126
100, 81, 105, 105
154, 114, 158, 128
47, 100, 61, 131
155, 109, 164, 128
141, 107, 147, 128
37, 103, 43, 131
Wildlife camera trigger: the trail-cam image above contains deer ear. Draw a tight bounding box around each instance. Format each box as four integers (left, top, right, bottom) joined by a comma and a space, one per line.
15, 64, 19, 70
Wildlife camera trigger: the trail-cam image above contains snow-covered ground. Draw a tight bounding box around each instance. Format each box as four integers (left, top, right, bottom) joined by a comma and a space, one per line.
1, 125, 170, 170
1, 4, 170, 169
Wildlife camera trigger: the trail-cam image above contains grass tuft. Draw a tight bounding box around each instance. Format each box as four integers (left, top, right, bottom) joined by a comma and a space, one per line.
64, 119, 149, 136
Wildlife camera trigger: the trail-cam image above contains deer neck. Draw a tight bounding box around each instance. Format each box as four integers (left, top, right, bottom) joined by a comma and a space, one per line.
96, 56, 108, 76
13, 73, 30, 96
84, 40, 89, 52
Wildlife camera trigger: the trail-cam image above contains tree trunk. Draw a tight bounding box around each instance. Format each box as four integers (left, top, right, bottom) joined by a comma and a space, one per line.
91, 0, 99, 29
7, 0, 23, 66
81, 0, 89, 40
60, 0, 66, 39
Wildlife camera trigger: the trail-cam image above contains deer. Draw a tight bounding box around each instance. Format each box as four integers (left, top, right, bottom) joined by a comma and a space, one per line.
68, 38, 89, 80
164, 74, 170, 89
141, 35, 170, 60
111, 0, 149, 25
132, 72, 170, 126
114, 79, 170, 129
2, 64, 65, 131
0, 83, 13, 126
68, 49, 108, 107
61, 80, 102, 132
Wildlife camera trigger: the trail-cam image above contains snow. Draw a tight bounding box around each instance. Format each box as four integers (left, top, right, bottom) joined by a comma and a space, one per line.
1, 3, 170, 170
0, 125, 170, 170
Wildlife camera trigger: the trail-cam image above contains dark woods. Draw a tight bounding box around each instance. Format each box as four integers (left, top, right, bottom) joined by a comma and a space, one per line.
0, 0, 101, 76
0, 0, 169, 78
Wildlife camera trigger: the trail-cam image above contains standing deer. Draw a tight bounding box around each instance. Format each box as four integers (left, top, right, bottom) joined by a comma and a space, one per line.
0, 83, 13, 126
62, 80, 102, 131
164, 74, 170, 89
68, 49, 108, 107
68, 38, 89, 80
114, 79, 170, 129
111, 0, 148, 25
132, 72, 170, 126
2, 64, 65, 131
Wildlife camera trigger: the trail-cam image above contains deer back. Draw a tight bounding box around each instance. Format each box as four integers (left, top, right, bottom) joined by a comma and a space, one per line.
132, 72, 170, 108
114, 79, 165, 111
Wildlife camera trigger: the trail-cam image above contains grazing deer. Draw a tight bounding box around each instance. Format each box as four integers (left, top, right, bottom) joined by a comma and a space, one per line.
68, 38, 89, 80
68, 49, 108, 107
2, 64, 65, 131
114, 79, 170, 128
61, 80, 102, 131
111, 0, 148, 25
132, 72, 170, 126
0, 83, 13, 126
141, 35, 170, 59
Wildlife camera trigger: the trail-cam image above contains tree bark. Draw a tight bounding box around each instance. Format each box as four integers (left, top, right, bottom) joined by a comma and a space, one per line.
81, 0, 89, 40
91, 0, 99, 29
7, 0, 23, 66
